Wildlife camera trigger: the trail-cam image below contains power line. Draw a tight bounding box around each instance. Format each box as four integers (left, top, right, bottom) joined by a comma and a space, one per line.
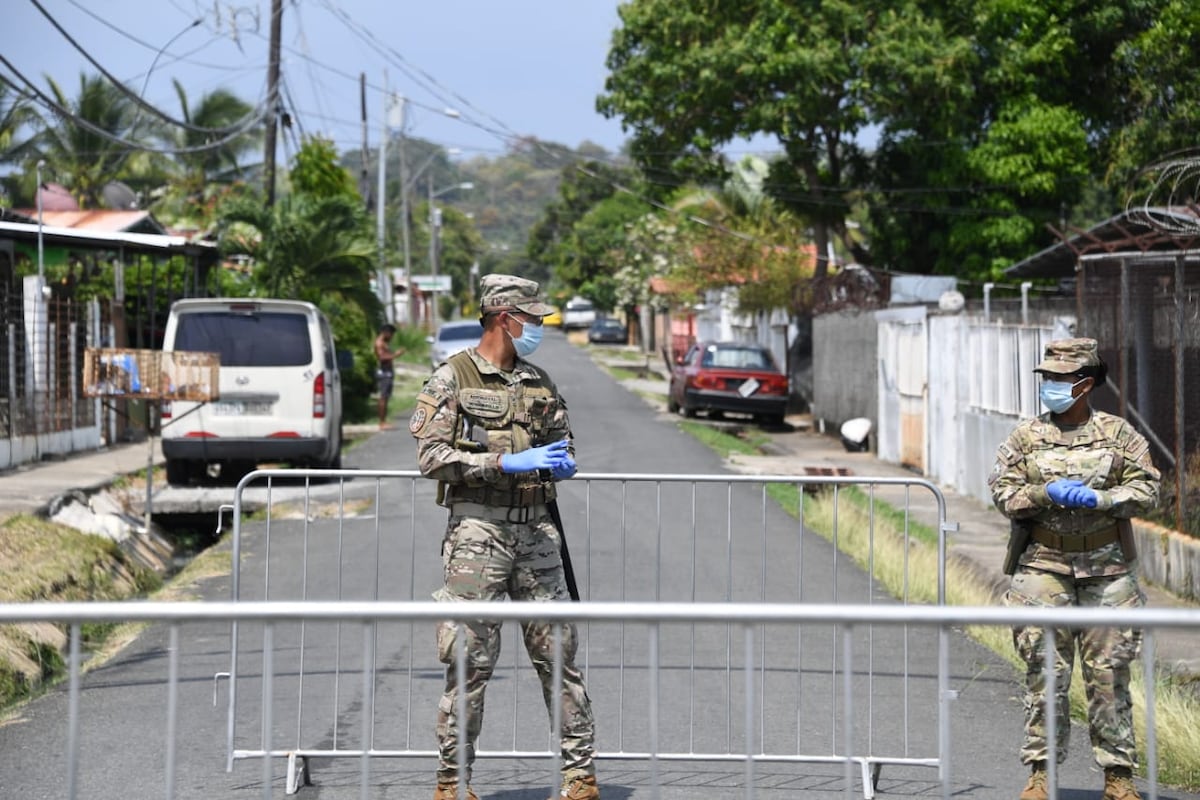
0, 57, 264, 157
27, 0, 269, 137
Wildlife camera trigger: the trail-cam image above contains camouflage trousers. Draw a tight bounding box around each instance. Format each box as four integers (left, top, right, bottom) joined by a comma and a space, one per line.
432, 512, 596, 784
1005, 568, 1144, 770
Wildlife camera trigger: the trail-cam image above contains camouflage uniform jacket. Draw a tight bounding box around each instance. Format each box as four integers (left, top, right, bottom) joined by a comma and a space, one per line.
989, 409, 1160, 578
410, 348, 573, 504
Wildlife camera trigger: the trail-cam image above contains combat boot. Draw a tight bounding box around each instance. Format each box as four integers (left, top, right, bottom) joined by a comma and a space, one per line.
1019, 762, 1048, 800
550, 774, 600, 800
433, 782, 479, 800
1103, 767, 1141, 800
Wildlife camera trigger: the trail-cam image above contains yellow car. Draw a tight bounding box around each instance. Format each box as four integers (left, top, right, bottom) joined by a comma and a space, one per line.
542, 306, 563, 327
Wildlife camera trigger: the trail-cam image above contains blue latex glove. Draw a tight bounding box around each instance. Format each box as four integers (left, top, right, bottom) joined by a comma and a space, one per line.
549, 456, 577, 481
1046, 479, 1086, 507
1064, 484, 1098, 508
500, 439, 570, 473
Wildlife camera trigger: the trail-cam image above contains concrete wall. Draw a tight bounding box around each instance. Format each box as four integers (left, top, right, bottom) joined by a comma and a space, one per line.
1135, 520, 1200, 602
812, 311, 877, 437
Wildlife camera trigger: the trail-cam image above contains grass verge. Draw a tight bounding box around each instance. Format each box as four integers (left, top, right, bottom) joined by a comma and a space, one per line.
684, 423, 1200, 790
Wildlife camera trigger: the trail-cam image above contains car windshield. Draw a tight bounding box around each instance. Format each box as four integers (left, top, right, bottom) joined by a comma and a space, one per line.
438, 323, 482, 342
174, 312, 311, 366
702, 346, 774, 370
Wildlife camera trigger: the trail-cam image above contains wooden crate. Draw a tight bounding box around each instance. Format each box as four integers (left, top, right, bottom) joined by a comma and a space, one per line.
83, 348, 219, 401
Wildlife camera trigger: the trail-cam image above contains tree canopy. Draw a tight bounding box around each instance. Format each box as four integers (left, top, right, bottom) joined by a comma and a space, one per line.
597, 0, 1200, 283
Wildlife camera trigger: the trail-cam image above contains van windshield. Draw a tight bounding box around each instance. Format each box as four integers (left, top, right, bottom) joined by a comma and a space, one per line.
174, 312, 312, 367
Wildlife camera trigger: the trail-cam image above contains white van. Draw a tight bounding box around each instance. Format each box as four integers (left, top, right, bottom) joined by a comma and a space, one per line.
563, 296, 597, 330
160, 298, 345, 485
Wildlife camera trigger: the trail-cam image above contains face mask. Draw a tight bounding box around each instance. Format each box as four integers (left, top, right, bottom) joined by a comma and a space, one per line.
1039, 378, 1084, 414
507, 317, 543, 357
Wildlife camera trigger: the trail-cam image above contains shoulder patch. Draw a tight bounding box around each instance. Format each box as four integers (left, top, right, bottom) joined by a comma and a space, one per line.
996, 441, 1022, 466
409, 398, 439, 436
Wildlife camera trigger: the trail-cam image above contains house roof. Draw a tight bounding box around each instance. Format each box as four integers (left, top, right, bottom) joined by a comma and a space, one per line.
1005, 206, 1200, 278
0, 219, 217, 260
9, 208, 167, 235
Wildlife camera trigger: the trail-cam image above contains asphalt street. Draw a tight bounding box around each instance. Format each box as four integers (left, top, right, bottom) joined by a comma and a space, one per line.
1, 330, 1197, 800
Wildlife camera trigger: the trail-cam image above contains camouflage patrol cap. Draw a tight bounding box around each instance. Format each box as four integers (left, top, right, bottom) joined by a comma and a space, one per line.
1034, 337, 1101, 374
479, 273, 553, 316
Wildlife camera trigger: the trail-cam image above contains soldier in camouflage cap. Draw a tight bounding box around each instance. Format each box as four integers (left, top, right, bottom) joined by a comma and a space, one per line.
412, 273, 600, 800
478, 273, 554, 317
989, 338, 1160, 800
1034, 337, 1101, 374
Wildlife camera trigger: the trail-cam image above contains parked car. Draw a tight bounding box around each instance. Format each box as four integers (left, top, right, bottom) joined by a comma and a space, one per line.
427, 319, 483, 368
542, 306, 563, 327
562, 296, 597, 330
160, 298, 347, 485
668, 340, 788, 426
587, 317, 627, 344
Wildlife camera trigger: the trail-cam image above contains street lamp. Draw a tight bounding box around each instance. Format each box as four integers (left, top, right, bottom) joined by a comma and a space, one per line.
427, 180, 474, 331
401, 146, 460, 324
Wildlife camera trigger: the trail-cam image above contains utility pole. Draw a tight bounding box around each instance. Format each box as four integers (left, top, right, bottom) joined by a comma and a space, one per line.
263, 0, 283, 206
359, 73, 370, 211
428, 173, 441, 331
397, 96, 414, 326
376, 76, 390, 321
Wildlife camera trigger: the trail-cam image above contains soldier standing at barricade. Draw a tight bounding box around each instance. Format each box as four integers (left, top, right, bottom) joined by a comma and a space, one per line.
410, 274, 599, 800
989, 338, 1160, 800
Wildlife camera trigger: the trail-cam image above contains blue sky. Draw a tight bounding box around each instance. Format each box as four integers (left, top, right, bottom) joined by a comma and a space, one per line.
7, 0, 633, 160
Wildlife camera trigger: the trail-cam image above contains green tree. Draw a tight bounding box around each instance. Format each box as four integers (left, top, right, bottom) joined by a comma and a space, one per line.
601, 0, 1200, 282
598, 0, 889, 281
527, 160, 639, 294
0, 82, 39, 204
33, 74, 141, 208
217, 138, 381, 420
150, 81, 260, 228
1107, 1, 1200, 193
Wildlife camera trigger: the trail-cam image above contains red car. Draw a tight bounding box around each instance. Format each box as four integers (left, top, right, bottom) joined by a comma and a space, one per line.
667, 340, 788, 426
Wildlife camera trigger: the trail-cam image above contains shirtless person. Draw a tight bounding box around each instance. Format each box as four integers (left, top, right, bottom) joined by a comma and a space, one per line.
374, 324, 405, 429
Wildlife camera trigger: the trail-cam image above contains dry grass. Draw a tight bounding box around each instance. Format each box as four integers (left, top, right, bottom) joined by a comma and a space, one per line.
0, 514, 160, 708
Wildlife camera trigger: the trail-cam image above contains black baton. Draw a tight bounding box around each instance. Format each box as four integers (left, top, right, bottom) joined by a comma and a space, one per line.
546, 498, 580, 602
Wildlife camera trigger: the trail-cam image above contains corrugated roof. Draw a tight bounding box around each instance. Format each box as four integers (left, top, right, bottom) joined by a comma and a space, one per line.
10, 208, 166, 235
0, 220, 215, 256
1005, 207, 1200, 278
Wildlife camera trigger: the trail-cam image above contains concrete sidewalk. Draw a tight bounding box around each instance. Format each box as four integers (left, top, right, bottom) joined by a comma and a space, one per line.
0, 439, 163, 524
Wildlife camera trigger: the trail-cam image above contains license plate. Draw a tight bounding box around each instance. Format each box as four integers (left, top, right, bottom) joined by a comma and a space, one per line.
737, 377, 761, 398
212, 401, 272, 416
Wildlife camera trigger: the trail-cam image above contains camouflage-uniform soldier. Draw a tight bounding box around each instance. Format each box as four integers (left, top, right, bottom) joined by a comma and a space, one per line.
410, 274, 599, 800
989, 338, 1160, 800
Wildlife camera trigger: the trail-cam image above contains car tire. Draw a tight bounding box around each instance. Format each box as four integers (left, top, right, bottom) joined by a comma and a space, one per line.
683, 403, 697, 418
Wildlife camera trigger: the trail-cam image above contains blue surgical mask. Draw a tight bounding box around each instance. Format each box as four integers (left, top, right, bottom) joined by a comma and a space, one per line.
1039, 379, 1084, 414
507, 318, 543, 357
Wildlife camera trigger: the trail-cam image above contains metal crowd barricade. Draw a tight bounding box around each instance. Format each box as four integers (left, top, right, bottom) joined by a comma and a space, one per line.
220, 469, 959, 797
0, 600, 1192, 800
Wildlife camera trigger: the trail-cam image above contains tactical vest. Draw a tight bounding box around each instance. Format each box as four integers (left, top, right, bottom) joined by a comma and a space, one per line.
440, 350, 557, 508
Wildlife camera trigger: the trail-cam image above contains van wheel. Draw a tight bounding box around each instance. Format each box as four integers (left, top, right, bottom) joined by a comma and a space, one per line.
165, 459, 193, 486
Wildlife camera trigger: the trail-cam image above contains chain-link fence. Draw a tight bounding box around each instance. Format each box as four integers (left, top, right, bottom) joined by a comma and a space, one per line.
1079, 254, 1200, 532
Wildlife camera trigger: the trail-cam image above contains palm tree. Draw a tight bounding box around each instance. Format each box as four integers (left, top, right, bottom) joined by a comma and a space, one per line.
218, 190, 381, 317
0, 82, 39, 204
35, 73, 142, 208
152, 81, 260, 221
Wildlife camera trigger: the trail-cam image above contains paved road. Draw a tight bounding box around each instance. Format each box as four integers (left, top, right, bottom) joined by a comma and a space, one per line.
1, 330, 1196, 800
